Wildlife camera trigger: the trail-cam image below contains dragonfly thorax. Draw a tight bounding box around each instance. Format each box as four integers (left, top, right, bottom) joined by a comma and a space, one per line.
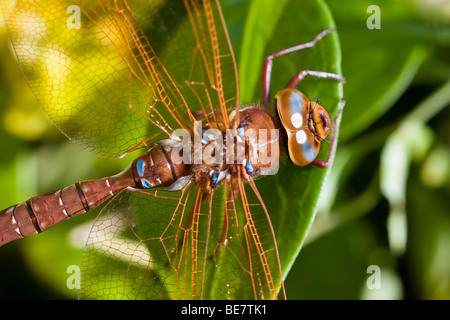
197, 107, 279, 189
138, 107, 280, 190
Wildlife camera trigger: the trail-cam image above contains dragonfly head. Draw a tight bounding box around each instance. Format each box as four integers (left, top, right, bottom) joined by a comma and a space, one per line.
275, 88, 330, 166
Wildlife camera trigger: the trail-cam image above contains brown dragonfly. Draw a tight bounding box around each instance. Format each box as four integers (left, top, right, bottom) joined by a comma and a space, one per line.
0, 0, 344, 299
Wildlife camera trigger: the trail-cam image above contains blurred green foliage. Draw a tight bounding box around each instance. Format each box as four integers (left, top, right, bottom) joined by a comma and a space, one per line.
0, 0, 449, 300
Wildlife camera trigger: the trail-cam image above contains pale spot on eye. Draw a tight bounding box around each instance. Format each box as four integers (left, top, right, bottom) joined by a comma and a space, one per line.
291, 113, 303, 129
296, 130, 307, 144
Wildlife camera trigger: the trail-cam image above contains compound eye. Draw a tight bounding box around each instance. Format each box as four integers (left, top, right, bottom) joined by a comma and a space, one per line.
275, 89, 309, 132
287, 129, 320, 166
275, 89, 326, 166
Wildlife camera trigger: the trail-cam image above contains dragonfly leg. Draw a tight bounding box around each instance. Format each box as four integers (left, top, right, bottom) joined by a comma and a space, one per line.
211, 182, 239, 263
261, 28, 334, 106
311, 99, 346, 169
285, 70, 345, 90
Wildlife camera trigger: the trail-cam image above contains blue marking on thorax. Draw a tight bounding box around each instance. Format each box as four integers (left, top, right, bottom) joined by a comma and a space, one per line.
141, 178, 153, 189
136, 159, 145, 177
242, 159, 254, 174
237, 126, 245, 142
245, 160, 254, 174
210, 171, 218, 185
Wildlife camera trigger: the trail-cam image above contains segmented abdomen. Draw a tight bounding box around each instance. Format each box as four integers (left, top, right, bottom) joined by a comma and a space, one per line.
0, 178, 116, 246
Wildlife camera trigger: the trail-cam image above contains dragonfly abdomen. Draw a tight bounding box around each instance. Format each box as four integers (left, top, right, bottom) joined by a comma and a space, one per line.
0, 144, 184, 246
0, 177, 123, 246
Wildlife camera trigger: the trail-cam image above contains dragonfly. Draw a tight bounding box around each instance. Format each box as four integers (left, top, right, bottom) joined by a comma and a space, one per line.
0, 0, 345, 299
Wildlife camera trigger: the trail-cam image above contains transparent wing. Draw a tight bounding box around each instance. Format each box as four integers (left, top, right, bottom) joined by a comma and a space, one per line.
80, 187, 194, 299
1, 0, 238, 157
79, 177, 285, 300
227, 176, 286, 299
131, 0, 240, 129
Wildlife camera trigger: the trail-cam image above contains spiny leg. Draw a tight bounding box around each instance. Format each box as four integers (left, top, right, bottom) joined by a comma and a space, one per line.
211, 182, 240, 263
262, 28, 335, 106
285, 70, 345, 90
